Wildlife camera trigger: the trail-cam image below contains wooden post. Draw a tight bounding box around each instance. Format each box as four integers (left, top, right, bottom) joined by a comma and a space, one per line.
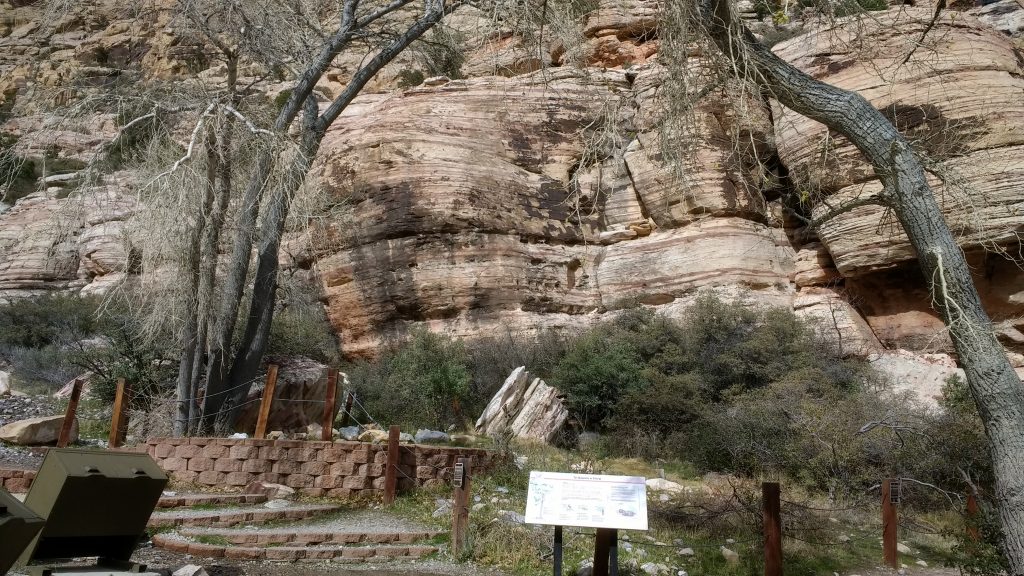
553, 526, 563, 576
253, 364, 279, 440
763, 482, 783, 576
967, 493, 980, 541
593, 528, 616, 576
57, 378, 84, 448
321, 370, 338, 441
451, 456, 472, 557
108, 378, 131, 448
383, 425, 401, 504
882, 478, 899, 568
339, 391, 354, 428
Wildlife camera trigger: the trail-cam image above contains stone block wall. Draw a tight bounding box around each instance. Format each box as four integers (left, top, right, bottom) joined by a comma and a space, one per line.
142, 437, 505, 498
0, 467, 35, 492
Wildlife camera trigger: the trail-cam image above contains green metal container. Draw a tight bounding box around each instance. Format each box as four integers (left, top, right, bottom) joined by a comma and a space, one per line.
17, 449, 167, 566
1, 488, 45, 575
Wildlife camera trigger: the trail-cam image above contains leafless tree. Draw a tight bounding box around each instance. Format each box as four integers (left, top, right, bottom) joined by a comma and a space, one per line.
89, 0, 467, 434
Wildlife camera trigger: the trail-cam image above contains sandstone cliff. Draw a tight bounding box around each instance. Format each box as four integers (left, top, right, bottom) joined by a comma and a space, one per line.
2, 0, 1023, 394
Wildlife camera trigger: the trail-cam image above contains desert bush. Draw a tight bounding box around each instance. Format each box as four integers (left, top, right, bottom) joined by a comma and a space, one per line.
0, 294, 174, 408
347, 328, 472, 429
0, 293, 97, 350
467, 327, 568, 414
266, 306, 341, 365
550, 324, 647, 430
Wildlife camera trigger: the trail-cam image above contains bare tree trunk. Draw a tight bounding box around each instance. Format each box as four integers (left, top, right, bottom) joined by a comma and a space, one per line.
207, 2, 454, 430
694, 0, 1024, 568
174, 130, 218, 435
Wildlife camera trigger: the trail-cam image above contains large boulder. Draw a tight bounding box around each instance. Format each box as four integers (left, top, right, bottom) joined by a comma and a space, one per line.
476, 366, 569, 443
0, 414, 76, 445
233, 358, 334, 433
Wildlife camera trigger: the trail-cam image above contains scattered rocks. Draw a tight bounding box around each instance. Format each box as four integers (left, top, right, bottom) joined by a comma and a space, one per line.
916, 560, 928, 567
244, 481, 296, 500
0, 414, 76, 446
897, 542, 914, 555
720, 546, 739, 565
431, 498, 453, 518
0, 394, 57, 427
414, 429, 450, 444
646, 478, 684, 493
337, 426, 360, 441
0, 372, 10, 397
496, 510, 525, 524
171, 565, 208, 576
677, 547, 694, 556
640, 562, 670, 575
358, 429, 390, 443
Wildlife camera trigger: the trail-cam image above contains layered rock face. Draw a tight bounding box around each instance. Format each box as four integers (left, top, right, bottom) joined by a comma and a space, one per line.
772, 8, 1024, 355
2, 0, 1023, 397
311, 65, 797, 356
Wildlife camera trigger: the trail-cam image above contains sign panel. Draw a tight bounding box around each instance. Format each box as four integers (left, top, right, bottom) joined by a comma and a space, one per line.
524, 471, 648, 530
453, 461, 465, 488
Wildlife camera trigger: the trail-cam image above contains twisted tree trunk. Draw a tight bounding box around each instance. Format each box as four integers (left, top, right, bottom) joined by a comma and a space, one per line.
694, 1, 1024, 568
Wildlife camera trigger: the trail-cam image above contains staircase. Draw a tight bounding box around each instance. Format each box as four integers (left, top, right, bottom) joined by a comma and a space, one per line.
148, 493, 442, 562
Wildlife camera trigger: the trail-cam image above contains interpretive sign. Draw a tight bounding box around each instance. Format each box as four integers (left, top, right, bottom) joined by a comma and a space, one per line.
525, 471, 648, 530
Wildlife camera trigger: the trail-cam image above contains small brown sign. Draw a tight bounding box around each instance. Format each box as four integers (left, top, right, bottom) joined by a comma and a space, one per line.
454, 461, 464, 488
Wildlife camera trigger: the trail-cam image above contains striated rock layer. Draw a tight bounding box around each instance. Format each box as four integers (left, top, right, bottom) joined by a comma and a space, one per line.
1, 0, 1023, 401
310, 67, 796, 356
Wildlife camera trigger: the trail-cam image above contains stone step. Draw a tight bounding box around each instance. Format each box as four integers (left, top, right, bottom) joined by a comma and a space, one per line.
151, 534, 438, 561
157, 493, 268, 508
147, 504, 339, 528
176, 527, 441, 546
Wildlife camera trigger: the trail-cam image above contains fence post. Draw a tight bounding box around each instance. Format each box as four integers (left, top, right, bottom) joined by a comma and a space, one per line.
339, 391, 354, 428
254, 364, 279, 440
593, 528, 615, 576
882, 478, 899, 568
452, 456, 471, 557
57, 378, 84, 448
967, 492, 980, 541
108, 378, 131, 448
322, 370, 338, 441
383, 425, 401, 504
763, 482, 783, 576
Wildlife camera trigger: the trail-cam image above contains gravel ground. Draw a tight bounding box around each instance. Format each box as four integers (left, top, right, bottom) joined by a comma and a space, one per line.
0, 394, 56, 469
276, 506, 434, 533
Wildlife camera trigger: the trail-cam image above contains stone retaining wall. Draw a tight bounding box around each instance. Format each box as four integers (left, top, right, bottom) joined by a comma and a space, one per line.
0, 467, 35, 492
142, 437, 505, 498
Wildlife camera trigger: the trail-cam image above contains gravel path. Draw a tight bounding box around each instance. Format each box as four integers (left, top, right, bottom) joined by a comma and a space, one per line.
281, 507, 435, 533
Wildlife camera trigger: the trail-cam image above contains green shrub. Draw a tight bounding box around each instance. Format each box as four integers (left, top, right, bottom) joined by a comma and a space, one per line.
0, 294, 174, 408
267, 306, 341, 365
0, 293, 96, 350
550, 327, 647, 430
347, 328, 473, 429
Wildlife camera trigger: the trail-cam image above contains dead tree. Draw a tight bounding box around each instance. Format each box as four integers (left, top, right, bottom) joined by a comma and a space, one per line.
689, 0, 1024, 569
131, 0, 466, 434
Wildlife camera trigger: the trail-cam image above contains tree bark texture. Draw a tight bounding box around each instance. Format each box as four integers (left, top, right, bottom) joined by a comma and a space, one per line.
199, 0, 454, 432
695, 0, 1024, 569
